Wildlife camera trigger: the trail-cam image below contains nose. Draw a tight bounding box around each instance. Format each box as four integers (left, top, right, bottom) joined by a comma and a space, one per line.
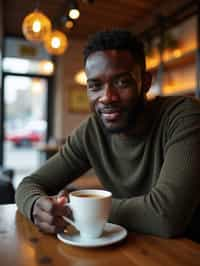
98, 84, 119, 104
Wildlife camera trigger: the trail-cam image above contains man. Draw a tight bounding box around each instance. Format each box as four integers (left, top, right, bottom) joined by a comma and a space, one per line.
16, 29, 200, 241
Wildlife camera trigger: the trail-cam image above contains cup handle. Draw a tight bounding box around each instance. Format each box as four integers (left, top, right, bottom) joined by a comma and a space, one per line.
62, 203, 78, 230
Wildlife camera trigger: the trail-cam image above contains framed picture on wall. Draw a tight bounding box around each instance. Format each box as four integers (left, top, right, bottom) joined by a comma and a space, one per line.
68, 85, 90, 113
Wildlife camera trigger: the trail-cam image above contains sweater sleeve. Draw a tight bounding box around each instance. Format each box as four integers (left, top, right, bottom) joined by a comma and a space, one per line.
15, 120, 91, 220
109, 103, 200, 238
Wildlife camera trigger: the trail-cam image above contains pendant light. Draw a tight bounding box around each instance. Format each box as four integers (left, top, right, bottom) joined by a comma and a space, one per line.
43, 30, 68, 55
68, 0, 80, 20
61, 16, 75, 30
22, 9, 52, 42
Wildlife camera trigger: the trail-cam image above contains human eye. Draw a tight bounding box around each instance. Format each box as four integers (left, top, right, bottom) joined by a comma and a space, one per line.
113, 76, 133, 89
87, 82, 102, 92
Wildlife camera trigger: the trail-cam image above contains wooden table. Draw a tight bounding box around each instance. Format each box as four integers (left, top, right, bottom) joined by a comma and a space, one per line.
1, 204, 200, 266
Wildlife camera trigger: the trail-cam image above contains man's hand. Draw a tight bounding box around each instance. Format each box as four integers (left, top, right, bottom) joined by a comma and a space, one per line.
32, 191, 71, 234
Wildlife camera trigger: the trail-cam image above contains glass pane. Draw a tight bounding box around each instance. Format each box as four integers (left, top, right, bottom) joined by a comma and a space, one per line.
3, 57, 54, 76
3, 75, 48, 188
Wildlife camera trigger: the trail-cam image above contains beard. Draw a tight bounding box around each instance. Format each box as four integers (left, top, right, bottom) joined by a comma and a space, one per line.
95, 94, 146, 134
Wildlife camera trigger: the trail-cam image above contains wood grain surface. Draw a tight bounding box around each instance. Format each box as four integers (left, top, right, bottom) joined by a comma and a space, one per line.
0, 204, 200, 266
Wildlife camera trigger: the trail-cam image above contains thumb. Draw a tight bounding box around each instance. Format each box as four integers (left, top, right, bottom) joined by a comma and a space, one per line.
57, 188, 69, 204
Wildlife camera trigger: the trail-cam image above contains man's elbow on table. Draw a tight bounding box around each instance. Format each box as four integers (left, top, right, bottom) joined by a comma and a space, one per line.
117, 212, 187, 239
141, 214, 187, 239
109, 198, 188, 238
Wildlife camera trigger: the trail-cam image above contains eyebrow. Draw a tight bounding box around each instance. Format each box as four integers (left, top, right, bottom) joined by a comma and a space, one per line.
87, 72, 133, 83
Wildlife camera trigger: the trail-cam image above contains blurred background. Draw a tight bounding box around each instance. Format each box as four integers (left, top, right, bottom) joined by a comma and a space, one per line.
0, 0, 199, 191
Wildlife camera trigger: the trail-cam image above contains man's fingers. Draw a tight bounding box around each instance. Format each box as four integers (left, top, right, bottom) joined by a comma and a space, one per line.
57, 188, 69, 198
32, 195, 72, 234
35, 196, 54, 212
57, 196, 67, 205
52, 202, 71, 217
34, 201, 70, 221
54, 216, 68, 228
34, 196, 68, 216
33, 208, 53, 225
36, 221, 65, 234
57, 189, 69, 205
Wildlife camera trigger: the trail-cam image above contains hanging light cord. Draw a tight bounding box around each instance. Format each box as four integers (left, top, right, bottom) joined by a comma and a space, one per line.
35, 0, 40, 10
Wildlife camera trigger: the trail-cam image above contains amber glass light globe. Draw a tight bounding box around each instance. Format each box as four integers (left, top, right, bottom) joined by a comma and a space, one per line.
22, 10, 52, 42
44, 30, 68, 55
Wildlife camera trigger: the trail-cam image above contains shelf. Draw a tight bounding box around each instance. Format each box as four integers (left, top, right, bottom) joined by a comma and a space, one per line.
147, 50, 196, 73
163, 50, 196, 71
163, 87, 195, 96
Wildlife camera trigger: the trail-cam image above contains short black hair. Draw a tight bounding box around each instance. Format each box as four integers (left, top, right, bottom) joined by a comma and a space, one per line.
83, 29, 146, 71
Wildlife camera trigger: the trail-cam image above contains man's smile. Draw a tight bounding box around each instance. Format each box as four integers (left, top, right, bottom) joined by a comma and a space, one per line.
99, 107, 122, 121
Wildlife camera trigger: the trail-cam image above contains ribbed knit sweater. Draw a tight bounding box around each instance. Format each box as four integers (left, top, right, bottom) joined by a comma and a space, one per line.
15, 96, 200, 240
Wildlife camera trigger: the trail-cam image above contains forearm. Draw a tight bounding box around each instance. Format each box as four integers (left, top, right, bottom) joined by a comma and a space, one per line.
109, 197, 184, 238
15, 153, 70, 220
15, 179, 46, 220
15, 146, 90, 220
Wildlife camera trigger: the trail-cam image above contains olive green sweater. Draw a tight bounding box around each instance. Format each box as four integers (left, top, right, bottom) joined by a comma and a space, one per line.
15, 96, 200, 239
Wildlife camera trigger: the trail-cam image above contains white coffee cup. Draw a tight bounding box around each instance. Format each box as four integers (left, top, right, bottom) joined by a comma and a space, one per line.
63, 189, 112, 239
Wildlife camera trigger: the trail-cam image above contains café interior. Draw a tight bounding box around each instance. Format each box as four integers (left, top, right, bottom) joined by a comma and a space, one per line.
0, 0, 199, 203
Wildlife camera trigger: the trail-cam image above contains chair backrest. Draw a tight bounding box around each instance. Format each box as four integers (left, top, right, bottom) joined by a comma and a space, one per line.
0, 169, 15, 204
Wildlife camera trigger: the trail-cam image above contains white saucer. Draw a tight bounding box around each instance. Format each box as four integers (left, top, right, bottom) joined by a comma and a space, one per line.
57, 223, 127, 248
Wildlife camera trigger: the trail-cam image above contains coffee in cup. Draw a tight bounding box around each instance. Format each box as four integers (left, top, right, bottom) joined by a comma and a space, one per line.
63, 189, 112, 239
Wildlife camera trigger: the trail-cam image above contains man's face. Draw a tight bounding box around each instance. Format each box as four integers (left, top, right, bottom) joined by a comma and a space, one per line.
85, 50, 149, 134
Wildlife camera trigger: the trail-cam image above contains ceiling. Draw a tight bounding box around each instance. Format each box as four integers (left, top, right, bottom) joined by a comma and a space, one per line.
3, 0, 189, 40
